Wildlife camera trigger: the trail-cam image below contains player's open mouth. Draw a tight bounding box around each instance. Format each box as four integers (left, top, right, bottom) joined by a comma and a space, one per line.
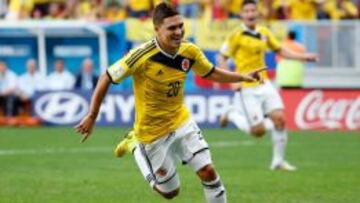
172, 37, 182, 43
248, 17, 256, 22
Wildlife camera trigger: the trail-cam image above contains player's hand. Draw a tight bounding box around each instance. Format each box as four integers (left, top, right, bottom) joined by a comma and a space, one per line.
242, 68, 266, 83
74, 114, 96, 143
304, 53, 319, 62
231, 83, 242, 91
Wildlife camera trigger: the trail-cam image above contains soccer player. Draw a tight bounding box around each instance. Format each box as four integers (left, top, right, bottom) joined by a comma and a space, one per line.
75, 3, 263, 202
218, 0, 318, 171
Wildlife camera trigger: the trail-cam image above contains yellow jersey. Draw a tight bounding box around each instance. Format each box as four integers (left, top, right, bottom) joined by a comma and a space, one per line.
289, 0, 317, 20
220, 25, 281, 88
107, 39, 214, 144
324, 0, 358, 20
227, 0, 243, 16
128, 0, 152, 12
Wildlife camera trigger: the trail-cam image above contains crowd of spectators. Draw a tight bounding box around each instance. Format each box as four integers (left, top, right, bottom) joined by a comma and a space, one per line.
0, 58, 98, 125
0, 0, 358, 21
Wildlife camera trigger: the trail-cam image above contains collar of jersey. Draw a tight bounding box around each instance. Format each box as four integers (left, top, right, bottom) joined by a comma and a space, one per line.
242, 24, 259, 35
154, 37, 179, 59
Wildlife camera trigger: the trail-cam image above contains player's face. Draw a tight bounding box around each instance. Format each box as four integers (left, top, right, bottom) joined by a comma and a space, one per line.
156, 15, 185, 54
241, 3, 258, 28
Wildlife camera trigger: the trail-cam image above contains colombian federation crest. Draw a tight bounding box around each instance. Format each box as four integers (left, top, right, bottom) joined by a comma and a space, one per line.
181, 58, 190, 71
261, 35, 268, 42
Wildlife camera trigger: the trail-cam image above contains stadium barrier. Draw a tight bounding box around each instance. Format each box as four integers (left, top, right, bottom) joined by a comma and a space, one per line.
33, 89, 359, 131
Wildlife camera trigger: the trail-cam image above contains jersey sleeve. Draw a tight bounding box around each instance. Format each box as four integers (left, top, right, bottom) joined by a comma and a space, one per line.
190, 44, 215, 78
265, 28, 281, 52
107, 47, 143, 84
220, 31, 238, 58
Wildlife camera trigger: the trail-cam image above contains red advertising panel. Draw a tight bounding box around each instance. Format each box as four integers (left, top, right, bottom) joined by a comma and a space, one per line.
280, 89, 360, 131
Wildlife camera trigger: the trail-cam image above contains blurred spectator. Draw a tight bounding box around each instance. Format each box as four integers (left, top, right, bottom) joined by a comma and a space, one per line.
0, 0, 8, 18
83, 0, 105, 21
47, 59, 75, 91
64, 0, 105, 20
288, 0, 318, 21
316, 1, 330, 19
18, 59, 46, 101
74, 58, 98, 90
31, 8, 43, 19
226, 0, 243, 18
1, 0, 359, 21
62, 0, 82, 19
125, 0, 153, 18
0, 61, 18, 117
17, 59, 46, 116
6, 0, 34, 20
177, 0, 200, 18
257, 0, 273, 20
45, 2, 65, 19
276, 31, 306, 88
208, 0, 228, 20
324, 0, 358, 20
104, 0, 127, 21
272, 0, 290, 20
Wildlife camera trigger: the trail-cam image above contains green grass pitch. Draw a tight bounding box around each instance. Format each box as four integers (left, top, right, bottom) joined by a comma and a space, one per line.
0, 127, 359, 203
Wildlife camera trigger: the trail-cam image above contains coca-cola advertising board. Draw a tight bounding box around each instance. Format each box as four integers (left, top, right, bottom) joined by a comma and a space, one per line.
280, 89, 360, 131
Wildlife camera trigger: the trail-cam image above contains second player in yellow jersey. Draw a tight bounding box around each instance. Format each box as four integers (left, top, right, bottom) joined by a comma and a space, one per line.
220, 24, 281, 88
219, 0, 318, 171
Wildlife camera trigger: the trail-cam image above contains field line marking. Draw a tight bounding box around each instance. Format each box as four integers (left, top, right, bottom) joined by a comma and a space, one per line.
0, 141, 256, 156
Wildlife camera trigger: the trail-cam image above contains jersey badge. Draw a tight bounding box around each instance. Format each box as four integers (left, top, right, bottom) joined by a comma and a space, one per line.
181, 58, 190, 71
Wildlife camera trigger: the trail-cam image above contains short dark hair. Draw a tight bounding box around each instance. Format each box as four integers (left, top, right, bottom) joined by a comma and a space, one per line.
55, 58, 64, 64
153, 2, 179, 26
242, 0, 257, 7
288, 31, 296, 40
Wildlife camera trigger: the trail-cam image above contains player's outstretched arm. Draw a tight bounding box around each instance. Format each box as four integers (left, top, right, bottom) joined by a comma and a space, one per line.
280, 46, 319, 62
74, 73, 111, 143
206, 67, 266, 83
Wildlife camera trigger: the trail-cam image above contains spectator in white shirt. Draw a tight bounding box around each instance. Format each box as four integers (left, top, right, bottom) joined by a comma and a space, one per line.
17, 59, 46, 115
47, 58, 75, 90
0, 61, 18, 116
18, 59, 46, 99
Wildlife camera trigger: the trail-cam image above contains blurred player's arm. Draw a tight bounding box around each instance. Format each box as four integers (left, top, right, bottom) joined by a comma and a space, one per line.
206, 67, 265, 83
279, 46, 318, 62
75, 73, 111, 143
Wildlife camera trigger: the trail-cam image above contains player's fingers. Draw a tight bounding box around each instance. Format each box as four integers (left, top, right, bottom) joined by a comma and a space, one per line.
245, 75, 256, 82
253, 67, 267, 73
80, 133, 89, 143
74, 125, 83, 133
260, 77, 264, 84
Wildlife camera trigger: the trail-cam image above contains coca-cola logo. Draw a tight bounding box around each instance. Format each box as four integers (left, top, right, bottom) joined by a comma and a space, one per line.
295, 90, 360, 130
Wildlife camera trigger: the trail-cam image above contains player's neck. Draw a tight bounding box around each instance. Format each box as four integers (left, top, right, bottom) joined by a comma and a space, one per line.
244, 23, 256, 31
155, 37, 178, 57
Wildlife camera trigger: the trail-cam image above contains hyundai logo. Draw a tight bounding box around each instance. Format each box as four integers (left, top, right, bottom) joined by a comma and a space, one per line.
35, 92, 88, 124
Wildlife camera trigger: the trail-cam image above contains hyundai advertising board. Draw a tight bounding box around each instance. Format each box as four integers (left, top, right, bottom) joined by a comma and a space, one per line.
33, 89, 360, 131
